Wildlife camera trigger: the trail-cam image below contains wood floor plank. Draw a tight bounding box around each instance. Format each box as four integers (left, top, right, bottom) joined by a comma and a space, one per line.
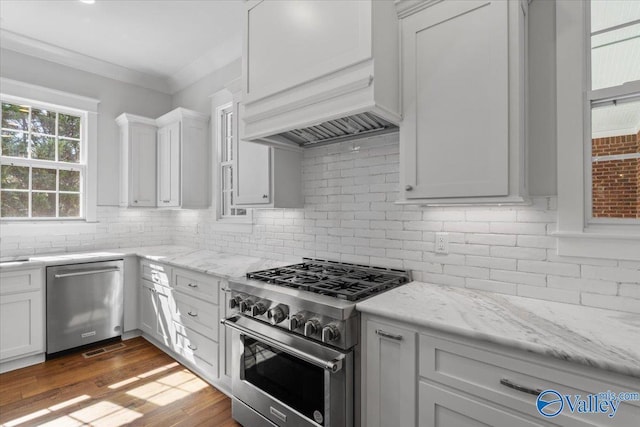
0, 337, 241, 427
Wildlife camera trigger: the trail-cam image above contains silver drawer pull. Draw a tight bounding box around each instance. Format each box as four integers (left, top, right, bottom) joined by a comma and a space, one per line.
375, 329, 403, 341
187, 283, 198, 288
500, 378, 543, 396
187, 311, 198, 317
187, 344, 197, 351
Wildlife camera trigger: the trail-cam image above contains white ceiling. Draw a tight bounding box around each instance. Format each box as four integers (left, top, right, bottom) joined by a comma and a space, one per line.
0, 0, 243, 94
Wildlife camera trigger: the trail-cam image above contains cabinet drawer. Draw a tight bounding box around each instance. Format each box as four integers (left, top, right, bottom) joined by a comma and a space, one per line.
140, 260, 171, 287
419, 381, 545, 427
173, 291, 218, 341
419, 334, 640, 426
172, 268, 218, 303
173, 323, 219, 380
0, 268, 43, 295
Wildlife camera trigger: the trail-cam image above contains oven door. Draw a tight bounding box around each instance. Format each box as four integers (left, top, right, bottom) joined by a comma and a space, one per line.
223, 315, 353, 427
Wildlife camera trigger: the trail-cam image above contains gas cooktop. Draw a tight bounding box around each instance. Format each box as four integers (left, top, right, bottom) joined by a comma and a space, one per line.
246, 258, 411, 302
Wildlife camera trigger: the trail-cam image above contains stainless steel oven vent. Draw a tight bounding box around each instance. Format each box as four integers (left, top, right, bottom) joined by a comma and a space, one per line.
272, 112, 398, 147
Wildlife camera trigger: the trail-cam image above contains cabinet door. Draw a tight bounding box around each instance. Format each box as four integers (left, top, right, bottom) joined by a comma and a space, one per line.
157, 122, 180, 207
129, 124, 157, 206
139, 281, 157, 337
364, 319, 417, 427
155, 285, 173, 347
0, 291, 44, 360
233, 100, 271, 205
401, 0, 509, 199
419, 382, 545, 427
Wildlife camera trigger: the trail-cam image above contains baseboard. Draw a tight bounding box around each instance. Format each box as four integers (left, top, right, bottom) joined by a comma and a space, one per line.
0, 353, 45, 374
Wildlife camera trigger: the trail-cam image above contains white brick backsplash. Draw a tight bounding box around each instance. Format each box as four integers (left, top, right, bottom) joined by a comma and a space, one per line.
517, 235, 556, 249
466, 233, 517, 246
444, 221, 490, 233
518, 260, 580, 277
4, 133, 634, 314
491, 246, 547, 260
581, 293, 640, 314
466, 279, 517, 295
466, 210, 517, 222
491, 270, 547, 287
421, 273, 466, 287
443, 265, 490, 279
466, 256, 516, 271
619, 284, 640, 299
581, 265, 640, 283
547, 276, 618, 295
517, 285, 580, 304
490, 222, 547, 235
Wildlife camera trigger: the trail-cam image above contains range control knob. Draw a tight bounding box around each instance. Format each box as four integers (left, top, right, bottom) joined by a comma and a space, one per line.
290, 312, 307, 331
267, 305, 288, 325
228, 295, 243, 310
240, 298, 255, 313
304, 319, 322, 337
321, 324, 341, 343
251, 301, 269, 316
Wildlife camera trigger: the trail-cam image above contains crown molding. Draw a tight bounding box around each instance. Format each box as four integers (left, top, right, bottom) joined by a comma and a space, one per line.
1, 29, 172, 94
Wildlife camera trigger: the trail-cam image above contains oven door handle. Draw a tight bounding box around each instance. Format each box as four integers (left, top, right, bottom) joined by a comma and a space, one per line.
222, 317, 344, 373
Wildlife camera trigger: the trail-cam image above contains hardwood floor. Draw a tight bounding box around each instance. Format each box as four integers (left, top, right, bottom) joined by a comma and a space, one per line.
0, 337, 241, 427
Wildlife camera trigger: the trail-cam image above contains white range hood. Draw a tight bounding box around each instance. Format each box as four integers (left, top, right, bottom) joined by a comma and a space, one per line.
240, 0, 401, 148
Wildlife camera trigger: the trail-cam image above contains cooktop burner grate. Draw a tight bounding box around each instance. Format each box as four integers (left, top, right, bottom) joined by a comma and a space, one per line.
246, 258, 410, 301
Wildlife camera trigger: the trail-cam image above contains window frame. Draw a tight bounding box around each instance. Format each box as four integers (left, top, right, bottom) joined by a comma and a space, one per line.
0, 78, 98, 228
211, 86, 252, 227
1, 97, 86, 220
555, 1, 640, 260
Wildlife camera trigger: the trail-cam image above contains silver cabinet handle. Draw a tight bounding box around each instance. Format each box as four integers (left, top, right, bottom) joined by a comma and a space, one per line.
375, 329, 403, 341
187, 283, 198, 288
405, 185, 413, 191
262, 194, 268, 198
500, 379, 543, 396
162, 199, 170, 203
187, 344, 197, 351
187, 311, 198, 317
54, 267, 120, 279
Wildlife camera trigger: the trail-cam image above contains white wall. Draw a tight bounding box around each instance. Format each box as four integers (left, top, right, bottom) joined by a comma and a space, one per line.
0, 48, 173, 206
171, 58, 241, 114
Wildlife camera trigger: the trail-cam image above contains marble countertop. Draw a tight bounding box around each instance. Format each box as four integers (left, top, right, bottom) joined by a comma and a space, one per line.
357, 281, 640, 378
0, 245, 291, 279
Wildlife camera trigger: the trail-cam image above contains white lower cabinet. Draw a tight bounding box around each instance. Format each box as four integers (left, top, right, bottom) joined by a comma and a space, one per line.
138, 260, 226, 390
363, 317, 417, 427
363, 314, 640, 427
0, 267, 44, 370
140, 278, 173, 347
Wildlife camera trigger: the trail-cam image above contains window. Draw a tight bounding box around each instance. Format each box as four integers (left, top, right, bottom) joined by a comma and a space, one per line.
1, 101, 84, 219
555, 1, 640, 260
217, 102, 247, 219
588, 0, 640, 221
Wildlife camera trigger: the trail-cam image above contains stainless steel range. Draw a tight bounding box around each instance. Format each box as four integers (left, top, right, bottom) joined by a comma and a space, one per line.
222, 258, 411, 427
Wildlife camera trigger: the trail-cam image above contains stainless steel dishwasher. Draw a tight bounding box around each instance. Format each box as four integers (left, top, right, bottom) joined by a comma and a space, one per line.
46, 260, 124, 356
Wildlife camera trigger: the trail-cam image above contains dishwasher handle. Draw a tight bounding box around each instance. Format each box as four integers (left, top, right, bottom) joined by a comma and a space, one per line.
53, 267, 120, 279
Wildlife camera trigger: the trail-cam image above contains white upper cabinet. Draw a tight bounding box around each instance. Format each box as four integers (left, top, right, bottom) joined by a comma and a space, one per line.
156, 108, 210, 209
229, 88, 303, 208
241, 0, 401, 148
116, 114, 157, 207
397, 0, 528, 204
